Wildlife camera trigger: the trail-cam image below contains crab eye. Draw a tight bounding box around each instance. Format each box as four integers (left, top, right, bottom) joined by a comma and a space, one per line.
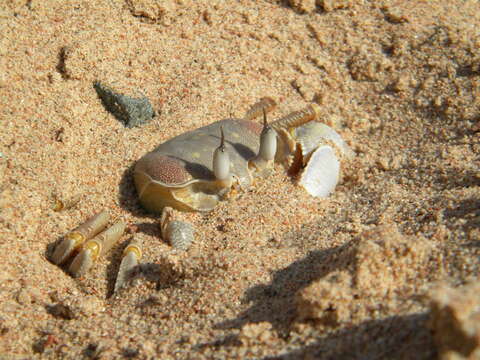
213, 127, 230, 181
258, 109, 277, 161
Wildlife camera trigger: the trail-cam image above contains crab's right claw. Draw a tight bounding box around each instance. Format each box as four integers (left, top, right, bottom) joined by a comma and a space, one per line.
160, 207, 194, 251
50, 210, 110, 265
298, 145, 340, 198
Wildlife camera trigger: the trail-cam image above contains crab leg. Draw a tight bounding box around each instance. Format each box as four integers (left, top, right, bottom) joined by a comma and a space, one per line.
50, 210, 110, 265
243, 97, 276, 121
114, 237, 142, 293
160, 207, 194, 251
271, 103, 320, 131
69, 221, 125, 277
270, 104, 322, 165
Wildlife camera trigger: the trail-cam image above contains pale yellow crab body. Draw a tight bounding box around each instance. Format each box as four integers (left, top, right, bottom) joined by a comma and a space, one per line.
134, 119, 263, 213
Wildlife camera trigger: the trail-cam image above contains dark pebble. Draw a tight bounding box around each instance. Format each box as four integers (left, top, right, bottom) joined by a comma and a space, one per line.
94, 81, 155, 128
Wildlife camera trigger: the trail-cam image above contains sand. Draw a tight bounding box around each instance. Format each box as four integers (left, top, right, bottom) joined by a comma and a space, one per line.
0, 0, 479, 359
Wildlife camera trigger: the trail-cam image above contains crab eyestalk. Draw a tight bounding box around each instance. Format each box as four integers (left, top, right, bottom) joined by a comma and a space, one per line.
213, 126, 232, 188
249, 109, 277, 172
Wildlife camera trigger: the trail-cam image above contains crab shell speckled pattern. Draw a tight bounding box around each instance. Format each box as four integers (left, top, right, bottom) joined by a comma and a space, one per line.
134, 119, 263, 213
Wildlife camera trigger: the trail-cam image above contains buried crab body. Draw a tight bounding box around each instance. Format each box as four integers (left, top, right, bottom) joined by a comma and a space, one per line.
134, 117, 265, 213
133, 98, 352, 215
50, 99, 352, 288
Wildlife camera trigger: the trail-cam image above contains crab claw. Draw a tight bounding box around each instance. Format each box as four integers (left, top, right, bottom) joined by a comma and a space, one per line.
69, 221, 125, 277
160, 207, 194, 251
51, 210, 110, 265
248, 109, 277, 172
268, 103, 353, 198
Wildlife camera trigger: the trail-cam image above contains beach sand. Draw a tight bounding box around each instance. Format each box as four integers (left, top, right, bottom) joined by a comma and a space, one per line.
0, 0, 479, 358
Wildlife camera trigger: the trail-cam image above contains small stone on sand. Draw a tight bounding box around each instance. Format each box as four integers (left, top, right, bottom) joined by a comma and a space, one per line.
94, 81, 155, 128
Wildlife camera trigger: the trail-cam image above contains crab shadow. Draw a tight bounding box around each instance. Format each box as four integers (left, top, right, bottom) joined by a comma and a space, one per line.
443, 196, 480, 249
118, 162, 150, 217
198, 235, 435, 358
262, 312, 435, 360
214, 242, 353, 338
197, 313, 435, 360
201, 236, 435, 359
443, 197, 480, 232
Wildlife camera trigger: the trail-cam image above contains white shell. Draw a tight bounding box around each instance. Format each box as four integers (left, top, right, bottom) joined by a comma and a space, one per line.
294, 122, 353, 160
299, 145, 340, 198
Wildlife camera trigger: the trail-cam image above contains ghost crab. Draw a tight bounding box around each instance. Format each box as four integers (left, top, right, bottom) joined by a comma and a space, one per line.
134, 98, 352, 247
49, 98, 352, 290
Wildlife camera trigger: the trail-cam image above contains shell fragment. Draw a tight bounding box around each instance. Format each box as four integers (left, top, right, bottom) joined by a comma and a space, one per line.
293, 122, 352, 198
299, 145, 340, 198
